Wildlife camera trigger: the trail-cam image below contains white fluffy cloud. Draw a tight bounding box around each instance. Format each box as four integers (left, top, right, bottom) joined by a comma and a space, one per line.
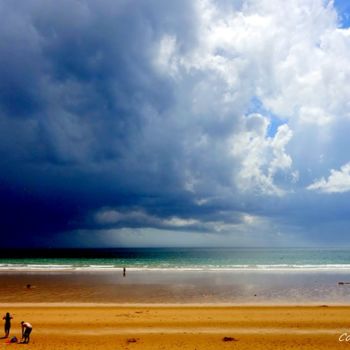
156, 0, 350, 126
230, 114, 293, 195
307, 162, 350, 193
153, 0, 350, 198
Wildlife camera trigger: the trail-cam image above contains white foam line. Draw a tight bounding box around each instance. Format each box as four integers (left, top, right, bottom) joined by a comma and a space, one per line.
1, 264, 350, 272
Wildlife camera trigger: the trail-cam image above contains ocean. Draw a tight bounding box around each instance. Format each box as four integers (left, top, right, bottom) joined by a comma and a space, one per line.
1, 247, 350, 271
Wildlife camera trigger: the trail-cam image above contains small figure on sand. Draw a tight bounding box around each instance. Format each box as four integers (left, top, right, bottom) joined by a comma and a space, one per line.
21, 321, 32, 344
123, 267, 126, 277
2, 312, 13, 338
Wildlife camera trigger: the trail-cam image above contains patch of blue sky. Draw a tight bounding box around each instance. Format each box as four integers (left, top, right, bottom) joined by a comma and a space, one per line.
334, 0, 350, 28
246, 96, 286, 138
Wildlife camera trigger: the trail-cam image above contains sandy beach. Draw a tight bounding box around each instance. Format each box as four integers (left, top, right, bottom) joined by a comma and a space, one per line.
1, 305, 350, 349
1, 271, 350, 349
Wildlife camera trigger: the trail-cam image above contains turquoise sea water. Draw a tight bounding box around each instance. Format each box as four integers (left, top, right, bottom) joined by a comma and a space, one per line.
1, 247, 350, 271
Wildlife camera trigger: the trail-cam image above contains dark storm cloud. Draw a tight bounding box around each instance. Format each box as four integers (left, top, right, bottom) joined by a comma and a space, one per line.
0, 0, 248, 246
0, 0, 192, 162
0, 0, 204, 245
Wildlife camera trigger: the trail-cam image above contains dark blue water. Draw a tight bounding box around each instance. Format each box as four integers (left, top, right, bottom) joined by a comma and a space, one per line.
1, 247, 350, 270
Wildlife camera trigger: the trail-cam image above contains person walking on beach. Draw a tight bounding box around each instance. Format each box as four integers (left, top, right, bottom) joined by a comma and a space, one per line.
2, 312, 13, 338
21, 321, 32, 344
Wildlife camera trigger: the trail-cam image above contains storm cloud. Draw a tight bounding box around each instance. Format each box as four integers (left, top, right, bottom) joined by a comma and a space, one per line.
1, 0, 350, 247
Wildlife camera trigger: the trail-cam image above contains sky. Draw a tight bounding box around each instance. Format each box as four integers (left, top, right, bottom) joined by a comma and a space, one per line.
1, 0, 350, 248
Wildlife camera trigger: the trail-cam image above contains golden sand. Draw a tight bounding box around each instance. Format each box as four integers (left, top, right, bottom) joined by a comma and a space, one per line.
1, 305, 350, 349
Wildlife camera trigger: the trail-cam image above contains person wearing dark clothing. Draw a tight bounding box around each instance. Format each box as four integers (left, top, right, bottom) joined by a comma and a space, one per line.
21, 321, 32, 344
2, 313, 13, 338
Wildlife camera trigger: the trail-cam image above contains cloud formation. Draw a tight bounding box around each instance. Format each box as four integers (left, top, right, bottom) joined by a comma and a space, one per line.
308, 162, 350, 193
230, 114, 293, 196
0, 0, 350, 247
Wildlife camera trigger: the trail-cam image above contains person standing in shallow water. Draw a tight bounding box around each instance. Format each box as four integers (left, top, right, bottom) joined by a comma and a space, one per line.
2, 312, 13, 338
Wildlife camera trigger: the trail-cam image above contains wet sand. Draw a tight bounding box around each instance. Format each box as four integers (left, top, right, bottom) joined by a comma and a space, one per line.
1, 269, 350, 304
